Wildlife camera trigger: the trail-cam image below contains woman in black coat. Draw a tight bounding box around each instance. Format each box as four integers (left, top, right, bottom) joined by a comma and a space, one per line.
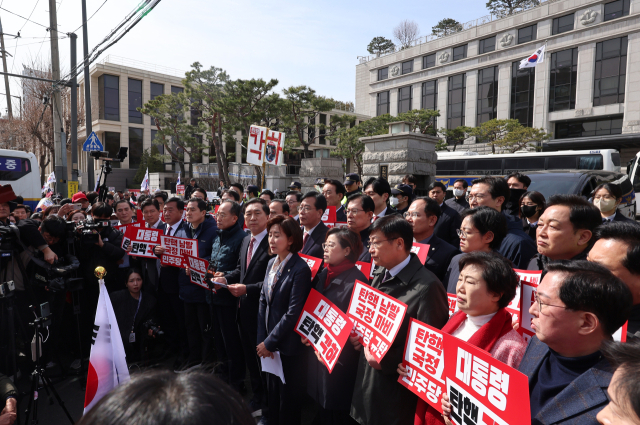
302, 228, 366, 425
592, 182, 638, 224
518, 191, 546, 241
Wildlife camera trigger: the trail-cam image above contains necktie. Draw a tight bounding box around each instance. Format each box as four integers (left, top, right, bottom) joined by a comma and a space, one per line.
303, 232, 310, 249
166, 226, 173, 236
382, 270, 392, 283
246, 237, 256, 269
373, 216, 379, 222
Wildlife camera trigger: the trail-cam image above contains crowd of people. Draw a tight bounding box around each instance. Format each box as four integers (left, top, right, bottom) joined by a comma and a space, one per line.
0, 170, 639, 425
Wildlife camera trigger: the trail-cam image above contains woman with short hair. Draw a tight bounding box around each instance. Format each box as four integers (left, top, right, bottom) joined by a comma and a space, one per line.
519, 190, 546, 240
592, 183, 637, 224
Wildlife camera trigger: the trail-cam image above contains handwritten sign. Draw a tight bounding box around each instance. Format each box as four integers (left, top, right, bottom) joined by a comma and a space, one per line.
346, 280, 407, 361
184, 254, 210, 290
295, 289, 353, 372
299, 253, 322, 280
122, 227, 162, 258
160, 235, 199, 267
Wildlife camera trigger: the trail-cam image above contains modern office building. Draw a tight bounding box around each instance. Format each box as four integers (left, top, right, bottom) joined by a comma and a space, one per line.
355, 0, 640, 163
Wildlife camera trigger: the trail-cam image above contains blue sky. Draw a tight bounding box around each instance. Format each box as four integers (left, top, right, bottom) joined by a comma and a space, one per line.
1, 0, 491, 114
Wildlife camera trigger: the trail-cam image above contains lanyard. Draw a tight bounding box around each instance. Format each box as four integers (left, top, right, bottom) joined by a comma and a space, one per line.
131, 292, 142, 333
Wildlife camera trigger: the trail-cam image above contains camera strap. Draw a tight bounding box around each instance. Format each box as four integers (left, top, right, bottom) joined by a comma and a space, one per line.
129, 292, 142, 343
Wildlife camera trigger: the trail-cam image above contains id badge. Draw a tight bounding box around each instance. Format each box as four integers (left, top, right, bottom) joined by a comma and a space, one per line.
129, 332, 136, 343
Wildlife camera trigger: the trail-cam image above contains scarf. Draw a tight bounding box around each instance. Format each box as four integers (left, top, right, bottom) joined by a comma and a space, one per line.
416, 308, 514, 425
325, 259, 355, 288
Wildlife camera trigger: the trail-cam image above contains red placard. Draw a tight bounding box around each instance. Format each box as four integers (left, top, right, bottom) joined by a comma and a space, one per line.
176, 184, 185, 195
511, 269, 541, 328
114, 222, 142, 234
355, 261, 372, 279
299, 253, 322, 280
516, 270, 542, 342
136, 210, 143, 223
184, 254, 210, 290
410, 242, 430, 264
294, 289, 353, 373
160, 235, 199, 267
121, 227, 162, 258
399, 318, 531, 425
321, 206, 337, 228
346, 280, 408, 362
447, 294, 459, 317
334, 222, 348, 228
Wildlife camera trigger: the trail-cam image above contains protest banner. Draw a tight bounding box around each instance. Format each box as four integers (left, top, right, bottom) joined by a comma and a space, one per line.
176, 184, 185, 195
399, 318, 531, 425
321, 206, 337, 229
159, 235, 199, 267
447, 294, 459, 317
114, 222, 142, 234
184, 254, 210, 290
334, 222, 348, 228
121, 227, 162, 259
515, 270, 542, 342
346, 280, 407, 361
298, 253, 322, 280
410, 242, 430, 264
295, 289, 353, 373
247, 125, 267, 166
264, 128, 285, 166
136, 210, 143, 223
355, 261, 372, 280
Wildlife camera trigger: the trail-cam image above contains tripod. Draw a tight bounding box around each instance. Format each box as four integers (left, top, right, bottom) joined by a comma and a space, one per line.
23, 314, 74, 425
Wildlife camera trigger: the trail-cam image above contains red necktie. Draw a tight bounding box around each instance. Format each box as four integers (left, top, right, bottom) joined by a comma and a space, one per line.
373, 216, 379, 222
246, 237, 256, 269
303, 232, 310, 249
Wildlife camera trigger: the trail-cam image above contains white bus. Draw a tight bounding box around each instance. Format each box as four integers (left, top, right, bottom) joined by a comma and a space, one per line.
627, 150, 640, 210
0, 149, 41, 211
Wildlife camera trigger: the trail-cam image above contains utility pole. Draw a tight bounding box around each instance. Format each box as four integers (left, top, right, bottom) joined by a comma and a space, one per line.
82, 0, 94, 191
70, 33, 78, 182
49, 0, 67, 197
0, 16, 13, 118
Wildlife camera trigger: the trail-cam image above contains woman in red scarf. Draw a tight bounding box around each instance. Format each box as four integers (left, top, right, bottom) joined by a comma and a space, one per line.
302, 227, 367, 425
399, 251, 527, 425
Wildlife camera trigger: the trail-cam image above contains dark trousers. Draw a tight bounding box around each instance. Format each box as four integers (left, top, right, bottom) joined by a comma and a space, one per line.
266, 352, 307, 425
315, 407, 359, 425
212, 304, 246, 390
157, 287, 189, 360
238, 307, 264, 405
184, 302, 213, 365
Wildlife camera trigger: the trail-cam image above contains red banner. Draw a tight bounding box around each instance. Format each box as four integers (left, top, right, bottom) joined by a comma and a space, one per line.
334, 222, 348, 228
114, 222, 142, 234
321, 206, 337, 228
511, 269, 541, 329
399, 318, 531, 425
411, 242, 430, 264
299, 253, 322, 280
176, 184, 185, 195
447, 294, 459, 317
346, 280, 407, 362
294, 289, 353, 373
136, 210, 143, 223
355, 261, 372, 279
184, 254, 210, 290
159, 235, 199, 267
515, 270, 542, 342
121, 227, 162, 258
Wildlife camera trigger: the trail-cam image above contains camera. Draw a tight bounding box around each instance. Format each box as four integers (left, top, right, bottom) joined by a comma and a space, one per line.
0, 225, 19, 250
75, 216, 111, 245
0, 280, 15, 298
143, 319, 164, 337
32, 254, 83, 292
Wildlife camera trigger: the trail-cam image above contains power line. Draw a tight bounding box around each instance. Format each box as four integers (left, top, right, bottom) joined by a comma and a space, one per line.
72, 0, 108, 33
0, 5, 64, 34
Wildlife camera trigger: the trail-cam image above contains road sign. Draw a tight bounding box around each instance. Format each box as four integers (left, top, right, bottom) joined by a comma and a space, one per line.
83, 132, 104, 152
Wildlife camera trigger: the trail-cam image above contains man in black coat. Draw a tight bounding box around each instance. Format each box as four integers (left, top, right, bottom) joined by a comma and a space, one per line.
346, 194, 375, 263
137, 198, 167, 298
322, 179, 348, 223
184, 178, 199, 200
299, 192, 329, 262
429, 181, 462, 247
444, 178, 470, 214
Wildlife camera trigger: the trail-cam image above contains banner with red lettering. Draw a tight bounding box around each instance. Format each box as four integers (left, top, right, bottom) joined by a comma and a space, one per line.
516, 270, 542, 342
509, 269, 540, 326
411, 242, 430, 264
447, 294, 459, 317
184, 254, 210, 290
355, 261, 372, 279
399, 318, 531, 425
121, 227, 162, 258
114, 222, 142, 234
176, 184, 185, 195
294, 289, 353, 373
299, 253, 322, 280
321, 206, 337, 228
159, 235, 199, 267
346, 280, 407, 361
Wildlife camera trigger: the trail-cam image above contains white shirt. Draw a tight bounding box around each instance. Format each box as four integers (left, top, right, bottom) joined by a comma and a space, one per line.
372, 206, 388, 223
451, 311, 497, 342
250, 229, 267, 259
293, 214, 299, 221
166, 220, 182, 236
147, 219, 163, 229
527, 219, 538, 227
304, 221, 321, 237
387, 254, 411, 278
602, 214, 615, 222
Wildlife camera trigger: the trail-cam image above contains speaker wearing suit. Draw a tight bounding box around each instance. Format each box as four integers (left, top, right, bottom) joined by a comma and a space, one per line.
301, 221, 329, 260
300, 192, 330, 262
420, 235, 460, 283
433, 202, 462, 248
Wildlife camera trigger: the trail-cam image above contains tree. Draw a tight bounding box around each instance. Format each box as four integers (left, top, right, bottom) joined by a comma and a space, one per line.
367, 36, 396, 56
431, 18, 463, 38
396, 109, 440, 135
393, 20, 420, 49
133, 146, 164, 185
500, 126, 550, 152
486, 0, 539, 17
469, 119, 521, 154
435, 139, 449, 151
439, 126, 471, 151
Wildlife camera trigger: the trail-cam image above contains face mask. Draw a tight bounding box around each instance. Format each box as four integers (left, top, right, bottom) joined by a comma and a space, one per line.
594, 198, 617, 213
453, 189, 465, 198
521, 205, 538, 218
390, 197, 400, 207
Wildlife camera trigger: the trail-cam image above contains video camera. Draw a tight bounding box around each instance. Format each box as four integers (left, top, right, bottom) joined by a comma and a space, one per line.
143, 319, 164, 337
32, 254, 83, 292
0, 224, 20, 250
74, 216, 111, 245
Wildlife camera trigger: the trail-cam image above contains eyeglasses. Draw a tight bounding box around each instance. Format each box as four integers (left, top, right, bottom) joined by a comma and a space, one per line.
369, 238, 397, 249
403, 212, 421, 219
215, 213, 227, 219
456, 228, 479, 239
534, 293, 568, 313
297, 206, 315, 213
321, 243, 337, 251
346, 208, 363, 216
466, 194, 487, 201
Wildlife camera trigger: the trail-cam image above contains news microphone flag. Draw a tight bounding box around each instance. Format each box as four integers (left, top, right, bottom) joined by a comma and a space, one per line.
140, 168, 149, 192
519, 45, 545, 69
177, 171, 181, 186
83, 272, 130, 414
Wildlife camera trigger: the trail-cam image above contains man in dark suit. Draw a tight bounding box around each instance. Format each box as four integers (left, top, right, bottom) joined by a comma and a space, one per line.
346, 194, 375, 263
519, 261, 632, 425
138, 198, 167, 297
299, 192, 328, 261
350, 216, 449, 425
445, 178, 470, 214
405, 197, 460, 282
428, 181, 462, 247
214, 198, 273, 417
322, 179, 348, 223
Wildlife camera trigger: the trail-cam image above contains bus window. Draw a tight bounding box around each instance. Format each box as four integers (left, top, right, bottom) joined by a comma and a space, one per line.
466, 158, 502, 175
0, 157, 31, 181
436, 159, 466, 175
504, 157, 545, 173
547, 156, 578, 169
578, 154, 603, 170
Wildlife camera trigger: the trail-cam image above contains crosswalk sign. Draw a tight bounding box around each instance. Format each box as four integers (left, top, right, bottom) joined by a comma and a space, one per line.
83, 132, 104, 152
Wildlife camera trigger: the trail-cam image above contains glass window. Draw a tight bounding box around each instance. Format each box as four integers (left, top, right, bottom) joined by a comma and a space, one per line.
104, 132, 121, 168
98, 74, 119, 121
421, 80, 438, 132
319, 113, 327, 144
604, 0, 630, 21
478, 66, 498, 125
549, 48, 578, 112
171, 86, 183, 94
504, 157, 546, 173
398, 86, 412, 114
378, 67, 388, 81
447, 74, 466, 129
466, 159, 502, 175
191, 135, 203, 163
452, 45, 467, 61
151, 129, 164, 155
402, 60, 413, 75
552, 13, 574, 35
128, 78, 143, 124
150, 82, 164, 100
423, 54, 436, 69
479, 36, 496, 54
518, 24, 537, 44
511, 61, 535, 126
436, 159, 466, 175
0, 156, 31, 181
129, 128, 143, 168
377, 91, 390, 116
554, 116, 623, 139
594, 36, 627, 106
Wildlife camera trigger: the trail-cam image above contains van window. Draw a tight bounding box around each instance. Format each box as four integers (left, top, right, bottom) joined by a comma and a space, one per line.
578, 154, 603, 170
0, 156, 31, 181
611, 152, 621, 166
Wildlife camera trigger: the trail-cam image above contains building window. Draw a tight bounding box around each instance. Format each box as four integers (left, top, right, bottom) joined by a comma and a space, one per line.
104, 132, 120, 168
421, 80, 438, 132
477, 66, 498, 125
447, 74, 466, 129
518, 24, 537, 44
191, 135, 203, 163
378, 68, 388, 81
479, 36, 496, 54
319, 114, 327, 144
549, 48, 578, 112
402, 60, 413, 75
151, 129, 164, 155
150, 82, 164, 100
129, 128, 143, 168
604, 0, 630, 21
452, 45, 467, 61
594, 36, 627, 106
376, 91, 390, 116
398, 86, 412, 114
423, 54, 436, 69
98, 74, 119, 121
128, 78, 143, 124
511, 62, 535, 127
314, 149, 330, 158
552, 13, 574, 35
171, 86, 183, 94
555, 116, 623, 138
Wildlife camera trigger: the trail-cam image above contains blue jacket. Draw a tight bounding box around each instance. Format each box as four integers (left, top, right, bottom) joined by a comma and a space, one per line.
208, 221, 246, 307
498, 212, 537, 269
178, 214, 218, 304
